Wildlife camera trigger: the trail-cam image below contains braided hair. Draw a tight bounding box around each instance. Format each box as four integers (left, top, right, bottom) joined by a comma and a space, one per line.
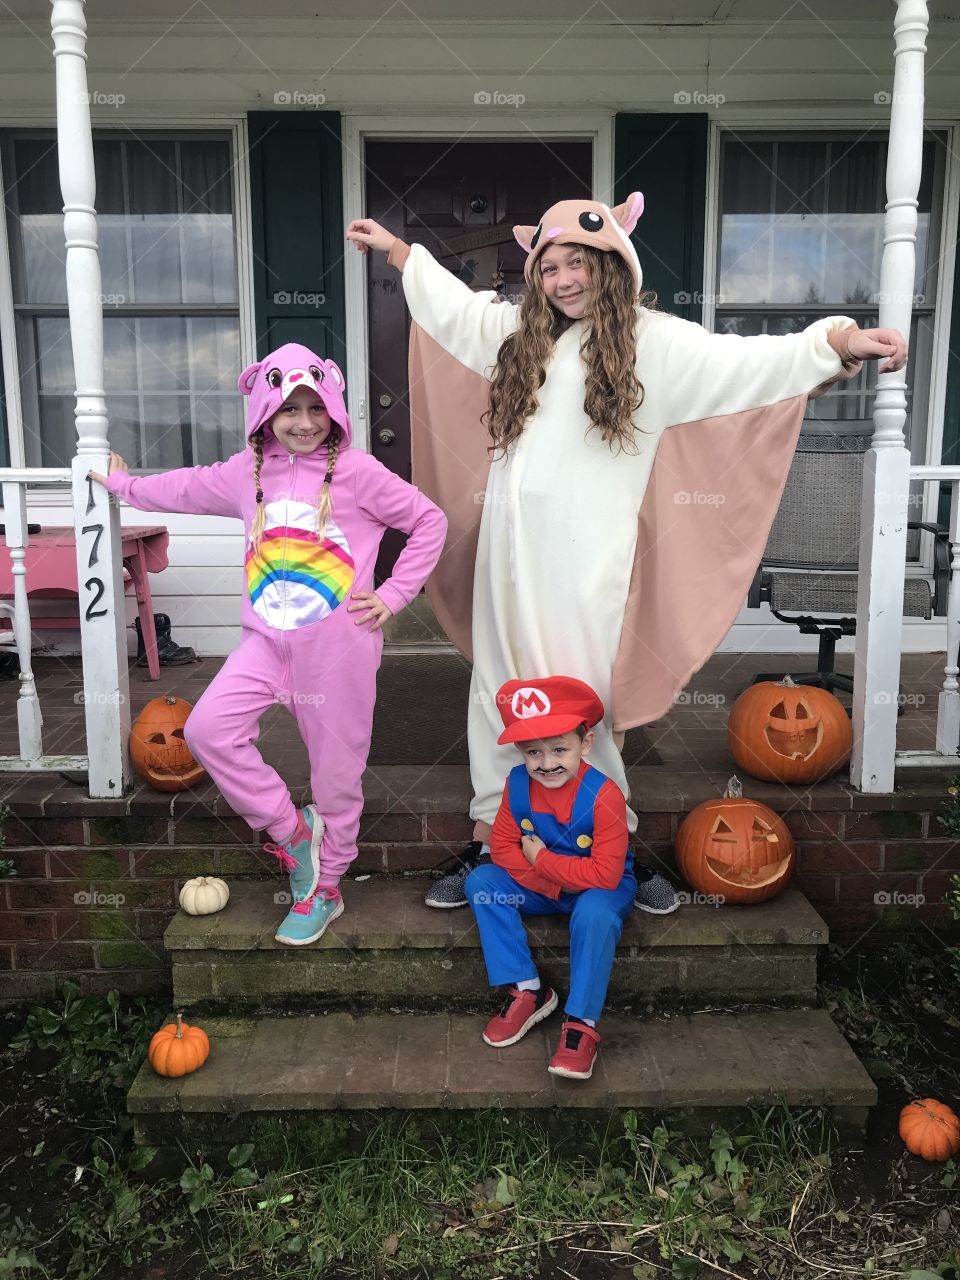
248, 423, 343, 551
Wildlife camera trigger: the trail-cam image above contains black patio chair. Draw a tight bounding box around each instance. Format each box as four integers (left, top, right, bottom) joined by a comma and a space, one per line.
746, 417, 949, 701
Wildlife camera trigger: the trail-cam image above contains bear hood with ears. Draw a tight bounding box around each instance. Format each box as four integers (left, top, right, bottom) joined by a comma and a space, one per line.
513, 192, 644, 294
237, 343, 353, 445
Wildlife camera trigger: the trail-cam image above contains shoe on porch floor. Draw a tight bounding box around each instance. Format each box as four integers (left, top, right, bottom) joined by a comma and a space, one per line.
275, 887, 344, 946
634, 867, 679, 915
482, 985, 558, 1047
424, 840, 491, 908
548, 1020, 601, 1079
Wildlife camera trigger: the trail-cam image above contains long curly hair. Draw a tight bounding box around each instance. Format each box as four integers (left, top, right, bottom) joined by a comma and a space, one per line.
249, 424, 343, 550
484, 244, 657, 458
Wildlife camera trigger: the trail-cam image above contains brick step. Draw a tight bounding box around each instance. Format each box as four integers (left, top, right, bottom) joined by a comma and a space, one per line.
166, 879, 827, 1009
127, 1007, 876, 1141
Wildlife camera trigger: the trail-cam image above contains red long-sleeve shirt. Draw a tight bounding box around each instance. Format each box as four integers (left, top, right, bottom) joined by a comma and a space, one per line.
490, 761, 629, 898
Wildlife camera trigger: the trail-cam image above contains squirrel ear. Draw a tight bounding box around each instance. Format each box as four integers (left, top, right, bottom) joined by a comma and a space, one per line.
237, 362, 261, 395
513, 224, 537, 253
611, 191, 644, 235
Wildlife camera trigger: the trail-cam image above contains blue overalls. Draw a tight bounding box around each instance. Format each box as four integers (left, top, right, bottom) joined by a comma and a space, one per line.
465, 764, 637, 1023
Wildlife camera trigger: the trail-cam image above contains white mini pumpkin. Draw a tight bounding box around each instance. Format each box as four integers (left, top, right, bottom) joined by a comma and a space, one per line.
179, 876, 230, 916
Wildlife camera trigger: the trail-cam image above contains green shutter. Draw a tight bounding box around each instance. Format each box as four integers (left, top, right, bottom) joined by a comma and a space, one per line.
614, 114, 708, 323
247, 111, 347, 370
941, 232, 960, 466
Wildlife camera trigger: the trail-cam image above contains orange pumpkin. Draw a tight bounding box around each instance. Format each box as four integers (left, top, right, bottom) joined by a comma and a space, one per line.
675, 777, 796, 904
130, 695, 206, 792
727, 676, 853, 784
899, 1098, 960, 1162
148, 1012, 210, 1078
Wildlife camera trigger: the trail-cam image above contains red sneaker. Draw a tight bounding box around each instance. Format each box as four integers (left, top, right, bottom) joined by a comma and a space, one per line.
548, 1020, 601, 1079
482, 985, 558, 1047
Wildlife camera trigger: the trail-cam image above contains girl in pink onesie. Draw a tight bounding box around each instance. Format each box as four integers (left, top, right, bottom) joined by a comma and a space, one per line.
90, 343, 447, 946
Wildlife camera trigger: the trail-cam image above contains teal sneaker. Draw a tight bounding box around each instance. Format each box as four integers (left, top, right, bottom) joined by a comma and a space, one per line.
264, 805, 324, 902
275, 887, 344, 946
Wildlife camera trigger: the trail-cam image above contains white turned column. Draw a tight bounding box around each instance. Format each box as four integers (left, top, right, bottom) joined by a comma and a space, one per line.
1, 483, 44, 762
851, 0, 928, 792
51, 0, 130, 796
937, 482, 960, 753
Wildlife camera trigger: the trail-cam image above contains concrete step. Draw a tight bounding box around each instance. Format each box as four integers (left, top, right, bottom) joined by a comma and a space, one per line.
127, 1008, 876, 1143
166, 879, 827, 1009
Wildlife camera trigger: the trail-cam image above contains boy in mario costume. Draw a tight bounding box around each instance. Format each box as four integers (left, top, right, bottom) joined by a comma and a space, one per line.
464, 675, 636, 1081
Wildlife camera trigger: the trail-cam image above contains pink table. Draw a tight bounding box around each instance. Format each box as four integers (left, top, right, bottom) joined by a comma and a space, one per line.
0, 525, 170, 680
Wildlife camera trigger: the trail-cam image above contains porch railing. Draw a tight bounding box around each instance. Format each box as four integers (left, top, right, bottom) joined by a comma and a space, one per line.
0, 469, 87, 773
893, 467, 960, 767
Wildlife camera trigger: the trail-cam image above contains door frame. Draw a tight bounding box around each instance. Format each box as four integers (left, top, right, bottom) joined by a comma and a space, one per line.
341, 112, 615, 455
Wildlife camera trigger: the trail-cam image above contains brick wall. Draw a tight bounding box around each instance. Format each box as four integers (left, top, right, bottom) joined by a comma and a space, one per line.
1, 777, 958, 1004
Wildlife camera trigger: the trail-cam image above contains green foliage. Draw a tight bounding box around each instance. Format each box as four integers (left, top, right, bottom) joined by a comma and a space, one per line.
9, 980, 162, 1091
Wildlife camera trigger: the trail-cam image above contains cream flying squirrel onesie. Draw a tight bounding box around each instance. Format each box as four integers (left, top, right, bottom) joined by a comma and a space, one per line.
387, 192, 862, 832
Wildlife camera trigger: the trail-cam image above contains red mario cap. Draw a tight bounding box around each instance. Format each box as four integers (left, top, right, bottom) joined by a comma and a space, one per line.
495, 676, 605, 745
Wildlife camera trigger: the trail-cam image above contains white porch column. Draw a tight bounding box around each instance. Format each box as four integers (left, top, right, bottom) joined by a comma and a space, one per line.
51, 0, 131, 796
850, 0, 928, 792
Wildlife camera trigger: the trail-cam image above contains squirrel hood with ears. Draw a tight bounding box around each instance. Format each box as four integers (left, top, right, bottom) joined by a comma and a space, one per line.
513, 192, 644, 293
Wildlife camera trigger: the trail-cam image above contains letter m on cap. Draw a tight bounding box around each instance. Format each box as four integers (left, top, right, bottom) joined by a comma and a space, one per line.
512, 687, 551, 718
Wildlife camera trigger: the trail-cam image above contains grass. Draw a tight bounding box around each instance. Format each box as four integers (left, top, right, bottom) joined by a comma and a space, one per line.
3, 944, 960, 1280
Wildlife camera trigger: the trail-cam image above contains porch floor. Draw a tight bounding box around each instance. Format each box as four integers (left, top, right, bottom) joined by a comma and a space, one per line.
1, 649, 954, 809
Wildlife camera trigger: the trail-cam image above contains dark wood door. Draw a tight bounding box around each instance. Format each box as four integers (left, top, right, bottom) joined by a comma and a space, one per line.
365, 139, 592, 581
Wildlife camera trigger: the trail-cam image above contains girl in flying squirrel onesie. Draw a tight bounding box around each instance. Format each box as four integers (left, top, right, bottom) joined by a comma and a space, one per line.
89, 344, 447, 946
346, 193, 907, 902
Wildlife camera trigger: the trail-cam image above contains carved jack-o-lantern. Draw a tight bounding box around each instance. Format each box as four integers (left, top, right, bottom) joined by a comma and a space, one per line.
675, 777, 795, 904
727, 676, 853, 784
130, 695, 206, 792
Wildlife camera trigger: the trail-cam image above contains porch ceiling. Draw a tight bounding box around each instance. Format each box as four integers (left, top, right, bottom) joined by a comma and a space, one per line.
6, 0, 960, 22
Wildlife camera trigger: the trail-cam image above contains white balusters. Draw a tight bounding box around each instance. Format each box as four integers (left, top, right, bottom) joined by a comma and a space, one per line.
851, 0, 929, 792
937, 483, 960, 754
51, 0, 131, 796
0, 482, 43, 763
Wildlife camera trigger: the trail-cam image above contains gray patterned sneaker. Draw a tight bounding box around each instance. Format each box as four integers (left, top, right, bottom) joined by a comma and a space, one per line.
424, 840, 491, 909
634, 868, 680, 914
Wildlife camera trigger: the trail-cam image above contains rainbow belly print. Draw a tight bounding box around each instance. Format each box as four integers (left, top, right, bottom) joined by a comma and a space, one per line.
245, 500, 355, 630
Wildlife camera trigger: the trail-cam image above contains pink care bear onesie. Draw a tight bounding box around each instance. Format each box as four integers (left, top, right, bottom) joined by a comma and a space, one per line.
104, 343, 447, 890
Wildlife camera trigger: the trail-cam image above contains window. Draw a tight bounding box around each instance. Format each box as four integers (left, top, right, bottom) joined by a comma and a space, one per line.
3, 131, 242, 470
716, 132, 945, 465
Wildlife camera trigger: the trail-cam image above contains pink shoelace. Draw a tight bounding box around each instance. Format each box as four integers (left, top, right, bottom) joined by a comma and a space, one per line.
292, 888, 340, 916
263, 841, 298, 873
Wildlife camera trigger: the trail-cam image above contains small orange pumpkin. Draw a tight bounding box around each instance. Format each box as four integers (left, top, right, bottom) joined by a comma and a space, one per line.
727, 676, 853, 784
130, 695, 206, 792
675, 777, 796, 904
898, 1098, 960, 1162
148, 1012, 210, 1078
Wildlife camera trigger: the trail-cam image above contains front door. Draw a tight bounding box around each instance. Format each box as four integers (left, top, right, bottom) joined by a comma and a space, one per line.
364, 138, 592, 581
